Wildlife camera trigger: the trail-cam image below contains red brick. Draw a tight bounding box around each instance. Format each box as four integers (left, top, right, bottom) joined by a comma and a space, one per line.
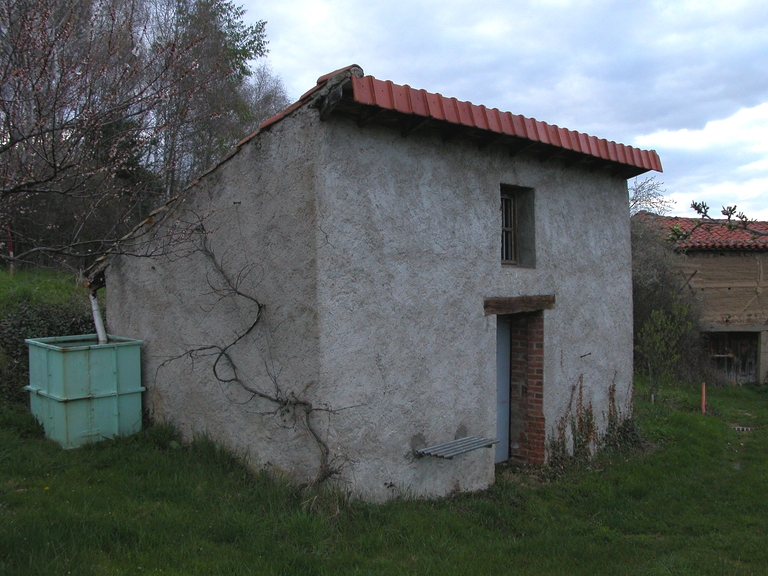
502, 310, 548, 465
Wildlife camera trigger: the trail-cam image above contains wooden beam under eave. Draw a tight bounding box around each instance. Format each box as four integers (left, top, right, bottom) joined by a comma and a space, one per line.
319, 84, 344, 121
508, 140, 538, 158
484, 295, 556, 316
607, 163, 630, 177
535, 146, 563, 163
478, 134, 503, 150
401, 117, 431, 137
583, 157, 605, 173
440, 126, 463, 143
559, 150, 584, 168
618, 166, 652, 179
357, 108, 388, 128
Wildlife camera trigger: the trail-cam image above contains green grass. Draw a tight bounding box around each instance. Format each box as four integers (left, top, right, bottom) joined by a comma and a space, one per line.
0, 268, 90, 310
2, 382, 768, 575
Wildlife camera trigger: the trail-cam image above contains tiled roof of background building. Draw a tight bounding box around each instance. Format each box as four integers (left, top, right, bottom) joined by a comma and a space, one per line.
638, 212, 768, 251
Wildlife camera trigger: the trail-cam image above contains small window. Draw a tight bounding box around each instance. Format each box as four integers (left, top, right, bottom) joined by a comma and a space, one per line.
501, 194, 517, 263
500, 185, 535, 268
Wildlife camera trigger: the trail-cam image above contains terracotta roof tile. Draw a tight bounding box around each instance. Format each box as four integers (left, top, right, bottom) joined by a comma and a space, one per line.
349, 72, 662, 173
638, 213, 768, 251
229, 65, 661, 184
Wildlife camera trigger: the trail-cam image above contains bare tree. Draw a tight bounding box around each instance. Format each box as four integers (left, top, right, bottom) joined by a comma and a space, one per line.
676, 201, 768, 238
244, 62, 290, 128
1, 0, 174, 264
629, 176, 673, 216
146, 0, 269, 199
0, 0, 283, 269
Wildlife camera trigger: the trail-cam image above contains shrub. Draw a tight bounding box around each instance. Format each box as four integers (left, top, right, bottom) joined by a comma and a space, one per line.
635, 302, 692, 393
631, 216, 711, 384
0, 282, 95, 404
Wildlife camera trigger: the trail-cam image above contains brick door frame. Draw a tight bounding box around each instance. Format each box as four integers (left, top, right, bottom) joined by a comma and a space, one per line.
486, 296, 553, 465
505, 311, 545, 464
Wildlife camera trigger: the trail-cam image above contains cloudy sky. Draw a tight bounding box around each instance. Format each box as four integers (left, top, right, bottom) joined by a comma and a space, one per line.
242, 0, 768, 219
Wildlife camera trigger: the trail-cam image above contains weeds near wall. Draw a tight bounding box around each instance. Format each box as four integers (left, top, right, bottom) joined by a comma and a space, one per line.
548, 376, 597, 473
572, 378, 597, 461
547, 375, 640, 476
602, 381, 641, 453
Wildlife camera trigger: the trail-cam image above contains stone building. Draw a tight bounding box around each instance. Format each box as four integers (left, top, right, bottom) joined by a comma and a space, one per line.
99, 65, 662, 500
641, 214, 768, 384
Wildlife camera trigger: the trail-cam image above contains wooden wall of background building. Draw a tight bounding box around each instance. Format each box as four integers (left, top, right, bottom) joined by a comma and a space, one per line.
679, 251, 768, 328
677, 251, 767, 384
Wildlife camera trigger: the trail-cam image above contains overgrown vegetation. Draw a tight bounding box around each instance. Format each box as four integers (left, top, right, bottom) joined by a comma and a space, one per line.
0, 270, 93, 404
635, 301, 693, 397
631, 215, 713, 389
2, 382, 768, 574
601, 381, 641, 454
547, 377, 640, 476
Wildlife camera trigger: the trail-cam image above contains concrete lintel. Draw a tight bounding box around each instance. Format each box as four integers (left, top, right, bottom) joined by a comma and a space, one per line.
484, 295, 555, 316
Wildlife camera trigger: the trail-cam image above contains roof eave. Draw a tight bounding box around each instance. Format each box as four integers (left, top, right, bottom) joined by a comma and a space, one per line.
330, 97, 658, 178
318, 72, 662, 176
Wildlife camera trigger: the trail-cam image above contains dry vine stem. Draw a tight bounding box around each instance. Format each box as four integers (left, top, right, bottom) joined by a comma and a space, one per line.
155, 225, 345, 486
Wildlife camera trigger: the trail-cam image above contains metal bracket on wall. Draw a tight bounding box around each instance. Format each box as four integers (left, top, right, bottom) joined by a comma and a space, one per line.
416, 436, 499, 459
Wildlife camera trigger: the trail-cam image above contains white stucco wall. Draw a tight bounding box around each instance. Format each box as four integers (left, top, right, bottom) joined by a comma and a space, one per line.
107, 107, 327, 480
107, 101, 633, 501
310, 115, 633, 500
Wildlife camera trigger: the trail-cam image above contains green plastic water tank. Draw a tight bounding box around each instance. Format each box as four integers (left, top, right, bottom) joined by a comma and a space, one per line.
25, 334, 144, 448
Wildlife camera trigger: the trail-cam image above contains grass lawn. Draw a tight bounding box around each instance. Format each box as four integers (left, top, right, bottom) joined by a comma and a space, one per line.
2, 382, 768, 575
0, 268, 90, 309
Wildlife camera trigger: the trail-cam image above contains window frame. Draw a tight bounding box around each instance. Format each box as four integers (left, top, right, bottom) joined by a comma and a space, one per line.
500, 184, 535, 268
501, 192, 518, 264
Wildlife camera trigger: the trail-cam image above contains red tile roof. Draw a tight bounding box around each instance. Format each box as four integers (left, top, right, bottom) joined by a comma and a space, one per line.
349, 74, 662, 173
249, 65, 662, 176
638, 213, 768, 251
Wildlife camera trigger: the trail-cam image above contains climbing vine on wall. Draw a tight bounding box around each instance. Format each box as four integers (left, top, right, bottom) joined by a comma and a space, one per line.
149, 222, 348, 486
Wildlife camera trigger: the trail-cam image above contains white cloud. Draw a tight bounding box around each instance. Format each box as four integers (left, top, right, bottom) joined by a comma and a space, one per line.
636, 102, 768, 220
242, 0, 768, 220
636, 103, 768, 154
467, 19, 512, 40
668, 176, 768, 220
